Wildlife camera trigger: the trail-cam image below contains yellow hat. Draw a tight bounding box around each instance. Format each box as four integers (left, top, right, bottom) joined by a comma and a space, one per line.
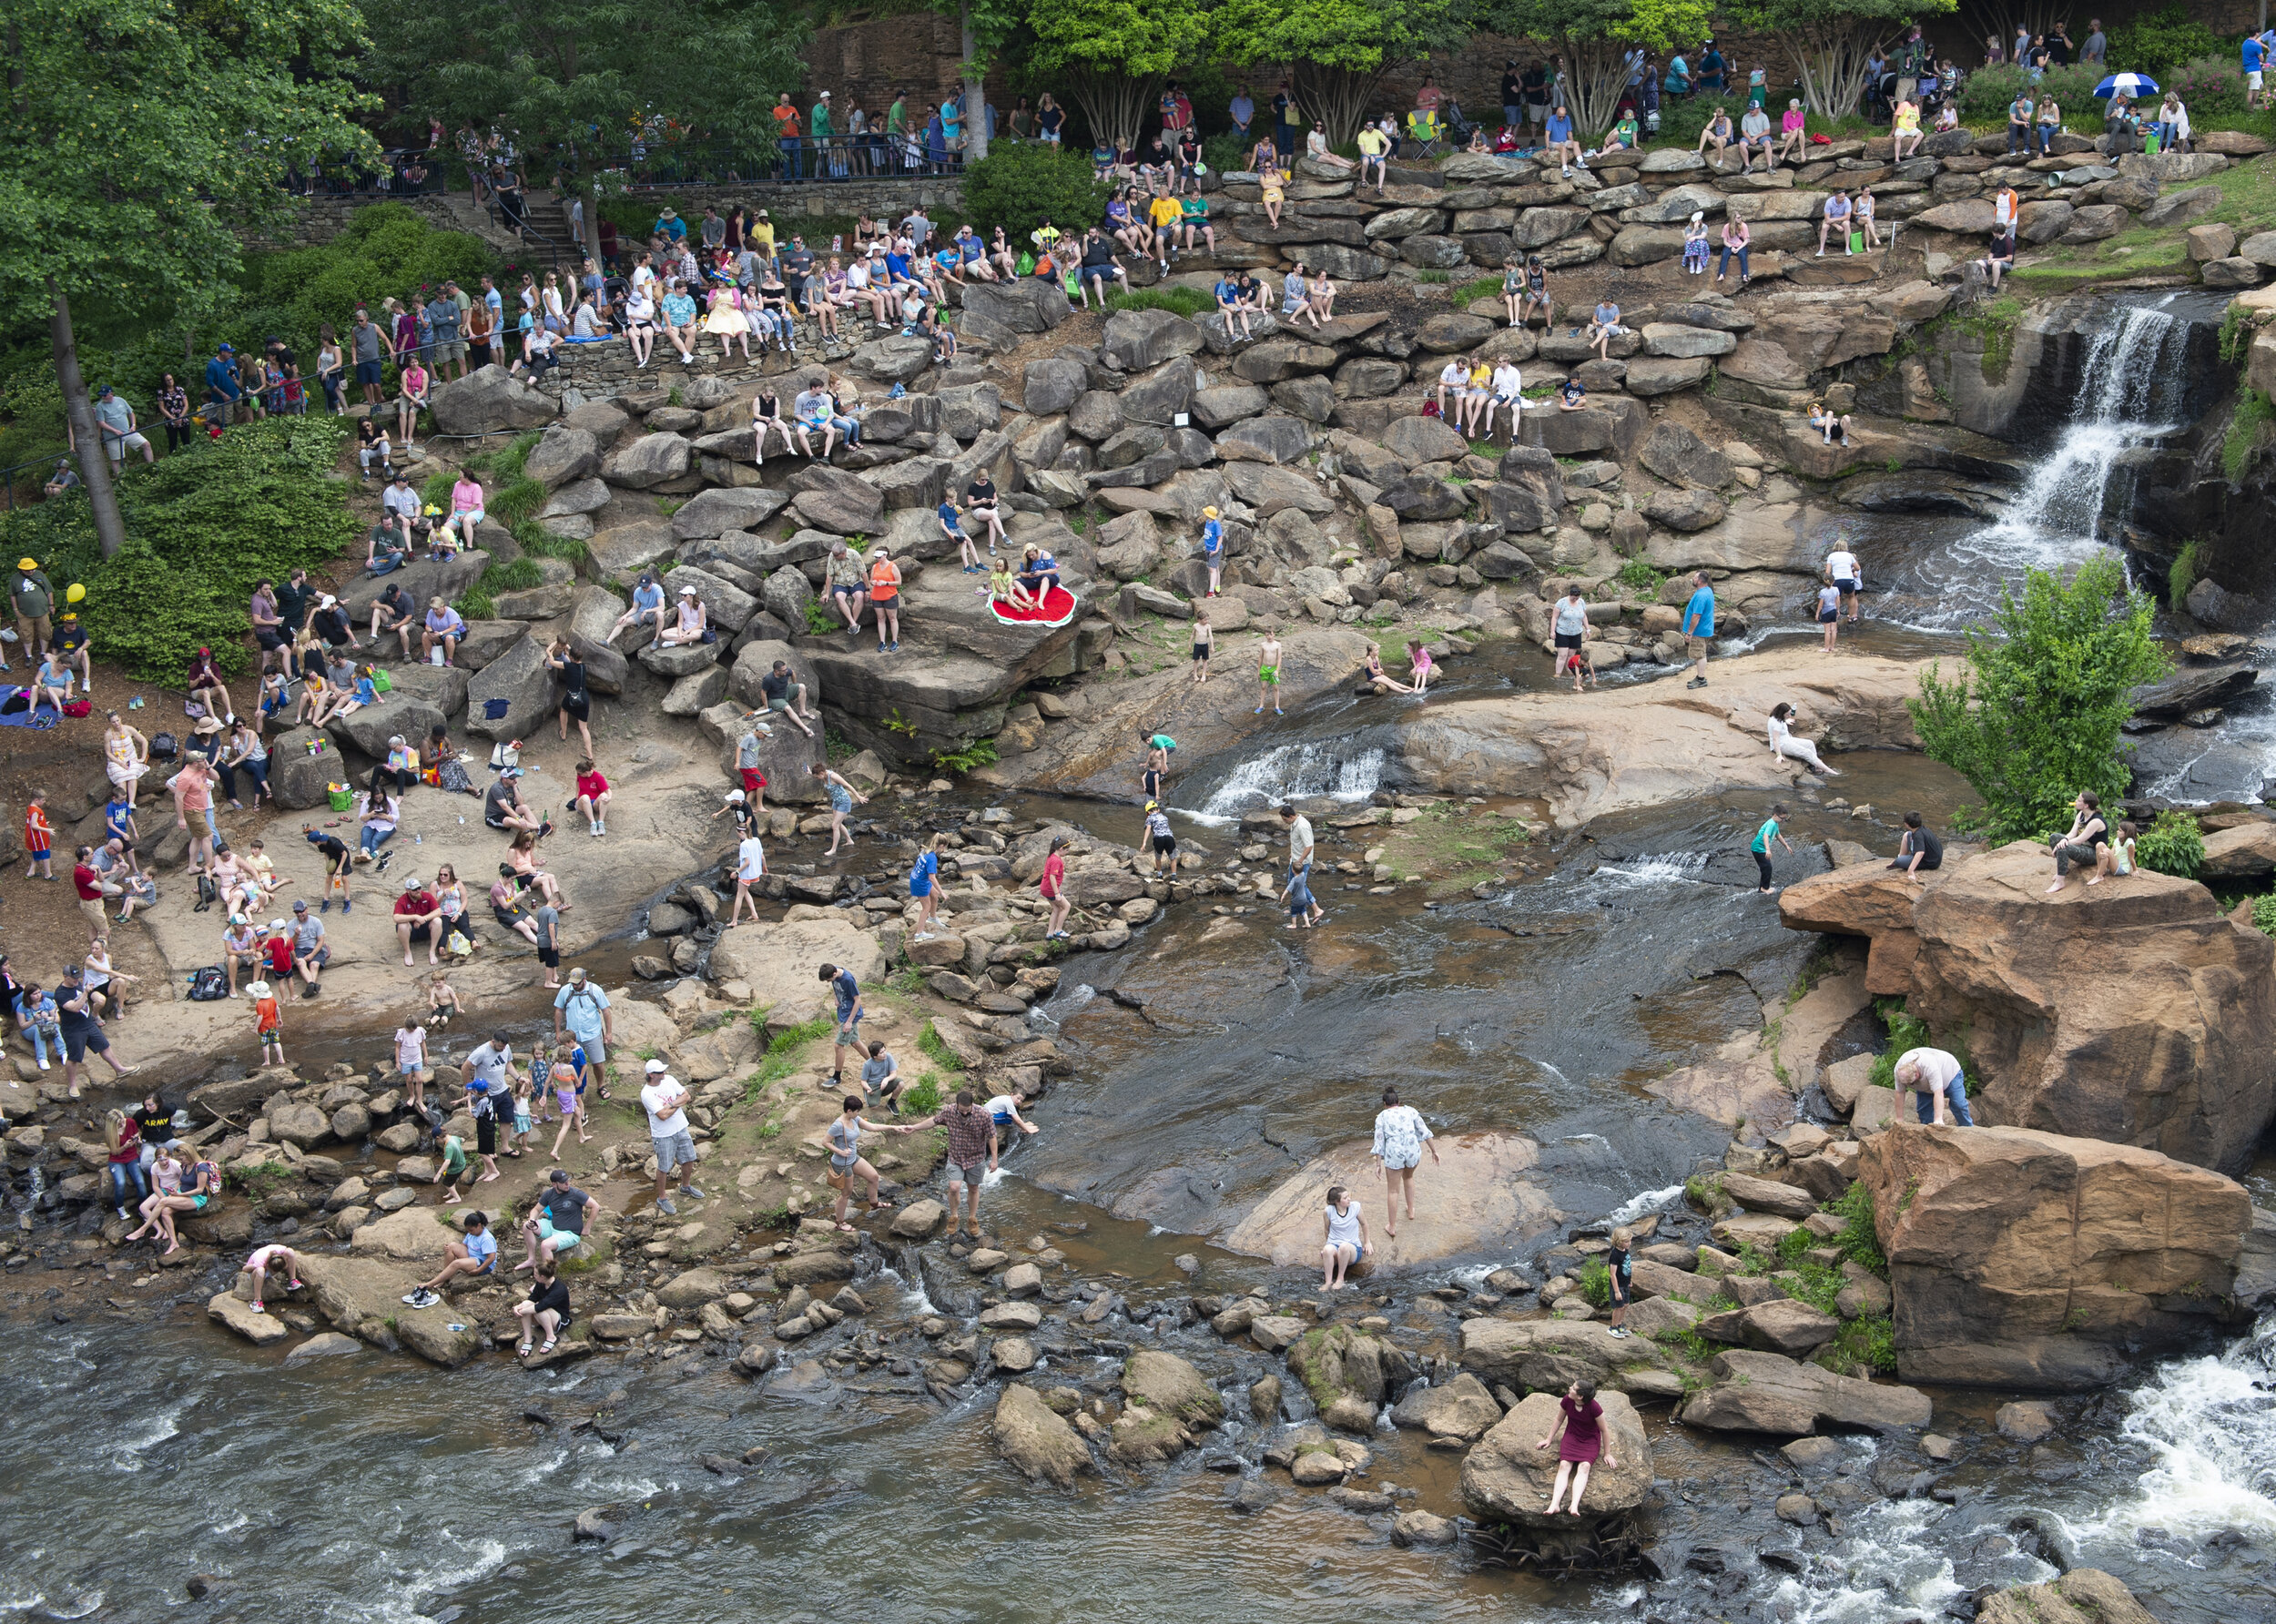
65, 583, 85, 604
15, 557, 36, 571
1203, 506, 1219, 518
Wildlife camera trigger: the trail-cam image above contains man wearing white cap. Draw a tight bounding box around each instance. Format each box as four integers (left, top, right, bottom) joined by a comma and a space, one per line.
640, 1058, 702, 1215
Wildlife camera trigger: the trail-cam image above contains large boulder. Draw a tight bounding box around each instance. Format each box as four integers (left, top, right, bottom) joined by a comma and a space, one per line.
1637, 421, 1731, 490
1678, 1348, 1931, 1435
524, 425, 599, 488
464, 634, 557, 741
1102, 307, 1205, 371
328, 695, 445, 763
600, 431, 693, 489
994, 1383, 1094, 1487
661, 564, 758, 634
336, 549, 489, 619
1860, 1124, 2252, 1389
1460, 1391, 1651, 1525
1121, 1348, 1224, 1426
789, 468, 887, 535
960, 278, 1072, 334
1780, 841, 2276, 1172
1286, 1323, 1411, 1432
1458, 1317, 1669, 1396
1977, 1571, 2162, 1624
668, 487, 789, 542
706, 916, 883, 1006
1379, 413, 1471, 469
1389, 1372, 1504, 1443
427, 365, 555, 436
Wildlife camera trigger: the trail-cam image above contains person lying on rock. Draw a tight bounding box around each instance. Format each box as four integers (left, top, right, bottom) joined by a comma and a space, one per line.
1537, 1378, 1617, 1515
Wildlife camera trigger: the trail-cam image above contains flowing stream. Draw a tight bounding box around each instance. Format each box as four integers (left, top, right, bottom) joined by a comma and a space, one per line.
6, 295, 2276, 1622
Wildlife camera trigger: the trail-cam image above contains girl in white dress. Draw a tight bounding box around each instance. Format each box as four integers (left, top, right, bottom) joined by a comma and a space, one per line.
1768, 701, 1839, 776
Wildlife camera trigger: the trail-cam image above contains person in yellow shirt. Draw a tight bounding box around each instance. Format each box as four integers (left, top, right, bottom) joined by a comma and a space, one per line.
1146, 188, 1184, 274
1461, 358, 1495, 437
1356, 122, 1389, 195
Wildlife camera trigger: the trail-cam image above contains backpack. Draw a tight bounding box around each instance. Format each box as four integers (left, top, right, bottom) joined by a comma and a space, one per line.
193, 871, 218, 912
186, 965, 229, 1001
149, 731, 178, 759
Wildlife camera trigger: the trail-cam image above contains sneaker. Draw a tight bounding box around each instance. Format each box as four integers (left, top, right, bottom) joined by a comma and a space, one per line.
681, 1185, 704, 1200
655, 1196, 678, 1216
1686, 676, 1708, 689
1608, 1325, 1631, 1338
402, 1288, 441, 1308
889, 641, 899, 652
320, 898, 331, 913
341, 899, 352, 914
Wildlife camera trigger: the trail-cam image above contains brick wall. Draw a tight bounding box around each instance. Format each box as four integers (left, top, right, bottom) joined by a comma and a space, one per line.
798, 15, 1017, 127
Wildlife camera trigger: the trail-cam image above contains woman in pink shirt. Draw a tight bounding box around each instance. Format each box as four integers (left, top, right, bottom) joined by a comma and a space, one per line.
1774, 98, 1807, 166
397, 357, 431, 450
447, 473, 485, 551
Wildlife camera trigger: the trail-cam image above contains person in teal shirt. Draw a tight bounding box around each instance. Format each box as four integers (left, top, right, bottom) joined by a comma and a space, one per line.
810, 93, 838, 176
940, 96, 963, 149
1751, 803, 1793, 894
1680, 570, 1716, 689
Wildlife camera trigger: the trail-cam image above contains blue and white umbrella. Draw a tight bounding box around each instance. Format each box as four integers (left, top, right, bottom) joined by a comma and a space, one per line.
2094, 73, 2159, 98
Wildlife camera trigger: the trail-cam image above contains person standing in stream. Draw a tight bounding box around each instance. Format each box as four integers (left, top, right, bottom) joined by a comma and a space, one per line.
1751, 802, 1793, 894
1681, 571, 1716, 689
899, 1089, 995, 1241
1604, 1225, 1636, 1337
1371, 1087, 1438, 1238
825, 1095, 896, 1233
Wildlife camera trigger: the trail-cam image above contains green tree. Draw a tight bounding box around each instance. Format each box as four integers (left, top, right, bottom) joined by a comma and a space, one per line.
0, 0, 377, 557
1027, 0, 1210, 150
961, 143, 1113, 243
1214, 0, 1469, 147
366, 0, 806, 260
1734, 0, 1955, 120
1481, 0, 1712, 135
1909, 556, 2169, 845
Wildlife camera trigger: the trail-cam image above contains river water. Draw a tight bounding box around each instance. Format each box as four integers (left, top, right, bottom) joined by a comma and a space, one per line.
8, 293, 2276, 1623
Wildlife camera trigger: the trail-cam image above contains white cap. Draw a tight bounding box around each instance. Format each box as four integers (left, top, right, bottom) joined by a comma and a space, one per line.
645, 1058, 667, 1073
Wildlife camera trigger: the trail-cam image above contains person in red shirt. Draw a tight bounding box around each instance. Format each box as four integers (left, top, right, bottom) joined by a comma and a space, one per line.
572, 757, 610, 837
72, 846, 111, 944
263, 919, 296, 981
1041, 833, 1072, 939
23, 790, 54, 880
394, 875, 442, 967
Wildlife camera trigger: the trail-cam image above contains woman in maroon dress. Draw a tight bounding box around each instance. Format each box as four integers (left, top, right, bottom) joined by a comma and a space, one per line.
1535, 1377, 1619, 1515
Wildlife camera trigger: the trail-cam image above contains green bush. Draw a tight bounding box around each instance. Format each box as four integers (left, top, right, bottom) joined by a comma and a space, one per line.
917, 1020, 966, 1072
2167, 55, 2251, 117
2251, 895, 2276, 939
1103, 286, 1215, 319
1866, 997, 1933, 1095
2109, 5, 2226, 75
1956, 63, 2106, 126
1615, 556, 1665, 595
901, 1073, 942, 1115
1910, 556, 2168, 843
2135, 808, 2205, 878
1826, 1181, 1885, 1274
244, 203, 497, 375
2167, 538, 2201, 606
1201, 133, 1250, 176
960, 143, 1113, 246
0, 417, 356, 678
1578, 1254, 1611, 1308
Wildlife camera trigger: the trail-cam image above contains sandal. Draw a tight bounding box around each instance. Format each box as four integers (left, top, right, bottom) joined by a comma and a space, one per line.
517, 1340, 534, 1356
867, 1201, 895, 1213
539, 1339, 556, 1354
836, 1222, 857, 1233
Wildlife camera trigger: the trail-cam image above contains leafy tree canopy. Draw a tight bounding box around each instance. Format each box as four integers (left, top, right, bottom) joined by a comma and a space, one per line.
1908, 556, 2169, 845
1027, 0, 1212, 147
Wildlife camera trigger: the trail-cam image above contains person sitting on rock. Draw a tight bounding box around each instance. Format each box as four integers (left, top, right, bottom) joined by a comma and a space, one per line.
1774, 98, 1807, 165
1537, 1377, 1618, 1515
657, 584, 708, 648
1892, 93, 1923, 159
1697, 106, 1735, 168
2098, 819, 2138, 881
1807, 399, 1854, 446
2047, 789, 2108, 894
1976, 225, 2016, 292
1557, 374, 1587, 411
1214, 274, 1254, 341
1817, 189, 1854, 256
1585, 298, 1625, 361
1889, 810, 1943, 875
1736, 102, 1773, 172
404, 1211, 498, 1306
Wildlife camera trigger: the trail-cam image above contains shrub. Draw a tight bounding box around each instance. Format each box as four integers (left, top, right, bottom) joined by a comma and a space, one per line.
960, 143, 1113, 247
1910, 556, 2168, 843
1826, 1181, 1886, 1274
901, 1073, 942, 1115
1615, 555, 1665, 594
2164, 55, 2250, 117
2109, 5, 2225, 76
2252, 895, 2276, 939
243, 203, 497, 375
0, 417, 357, 678
1201, 134, 1249, 177
1103, 286, 1214, 318
2135, 808, 2205, 878
2167, 538, 2201, 605
1578, 1255, 1611, 1308
1956, 63, 2105, 126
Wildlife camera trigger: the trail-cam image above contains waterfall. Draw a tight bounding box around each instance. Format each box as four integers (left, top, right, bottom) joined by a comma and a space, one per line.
1181, 741, 1387, 824
1955, 299, 2191, 579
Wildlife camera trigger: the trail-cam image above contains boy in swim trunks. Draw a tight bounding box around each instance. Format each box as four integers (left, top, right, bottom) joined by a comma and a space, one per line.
1255, 630, 1284, 716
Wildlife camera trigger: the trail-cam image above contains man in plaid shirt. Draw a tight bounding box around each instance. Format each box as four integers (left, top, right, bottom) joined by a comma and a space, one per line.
902, 1090, 994, 1241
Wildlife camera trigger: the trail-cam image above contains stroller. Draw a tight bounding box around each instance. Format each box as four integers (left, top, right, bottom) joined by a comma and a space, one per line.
1440, 96, 1477, 147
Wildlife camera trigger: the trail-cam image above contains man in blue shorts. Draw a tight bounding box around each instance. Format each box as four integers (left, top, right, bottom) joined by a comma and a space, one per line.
820, 960, 864, 1085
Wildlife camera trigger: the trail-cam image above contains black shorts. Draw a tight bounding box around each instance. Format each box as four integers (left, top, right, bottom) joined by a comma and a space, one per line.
830, 583, 861, 599
1834, 578, 1859, 593
1152, 835, 1176, 856
401, 920, 433, 942
1818, 609, 1839, 624
1608, 1276, 1630, 1307
1553, 632, 1583, 651
562, 692, 590, 721
355, 359, 383, 386
1142, 771, 1163, 798
539, 943, 560, 969
1191, 645, 1209, 661
62, 1024, 107, 1062
476, 1115, 497, 1154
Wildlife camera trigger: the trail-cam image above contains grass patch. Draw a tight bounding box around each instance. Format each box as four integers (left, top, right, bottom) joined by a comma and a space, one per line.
2168, 537, 2202, 605
1821, 1313, 1897, 1375
1614, 555, 1664, 595
225, 1161, 295, 1197
2011, 157, 2276, 291
1102, 285, 1214, 319
917, 1020, 966, 1072
902, 1072, 943, 1114
2225, 389, 2274, 482
1448, 275, 1501, 305
1826, 1182, 1885, 1274
1371, 799, 1535, 898
739, 1014, 837, 1102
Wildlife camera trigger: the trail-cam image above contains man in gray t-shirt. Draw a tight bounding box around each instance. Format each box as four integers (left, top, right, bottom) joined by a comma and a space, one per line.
92, 386, 153, 471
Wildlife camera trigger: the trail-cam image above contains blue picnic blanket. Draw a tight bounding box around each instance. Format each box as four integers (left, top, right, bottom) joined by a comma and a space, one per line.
0, 686, 59, 729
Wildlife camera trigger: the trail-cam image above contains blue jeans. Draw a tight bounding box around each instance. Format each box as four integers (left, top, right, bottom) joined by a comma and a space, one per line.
108, 1160, 148, 1207
1717, 244, 1750, 279
361, 825, 394, 856
779, 136, 802, 179
27, 1021, 57, 1066
1915, 1073, 1975, 1125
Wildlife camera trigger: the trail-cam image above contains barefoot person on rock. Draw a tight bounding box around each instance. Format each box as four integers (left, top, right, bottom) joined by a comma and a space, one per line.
1371, 1087, 1438, 1239
1538, 1378, 1618, 1516
1321, 1183, 1367, 1290
825, 1095, 896, 1233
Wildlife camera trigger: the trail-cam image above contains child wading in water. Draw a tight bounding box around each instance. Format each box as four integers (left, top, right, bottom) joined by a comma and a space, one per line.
1752, 801, 1794, 894
1536, 1378, 1619, 1515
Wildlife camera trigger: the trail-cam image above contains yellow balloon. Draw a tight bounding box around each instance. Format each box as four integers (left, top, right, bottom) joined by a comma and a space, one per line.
65, 583, 86, 604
